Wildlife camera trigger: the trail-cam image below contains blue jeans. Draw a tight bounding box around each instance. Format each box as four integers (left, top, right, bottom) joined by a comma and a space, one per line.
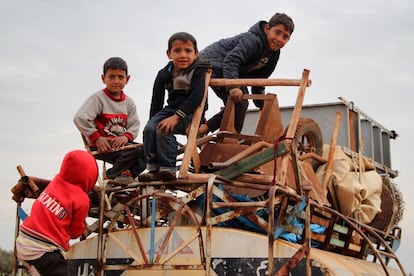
143, 107, 192, 172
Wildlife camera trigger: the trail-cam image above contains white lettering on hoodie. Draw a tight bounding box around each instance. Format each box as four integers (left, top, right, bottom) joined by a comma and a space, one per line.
37, 191, 69, 220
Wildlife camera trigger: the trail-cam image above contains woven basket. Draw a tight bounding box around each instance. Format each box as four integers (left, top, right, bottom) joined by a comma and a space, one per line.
369, 176, 404, 233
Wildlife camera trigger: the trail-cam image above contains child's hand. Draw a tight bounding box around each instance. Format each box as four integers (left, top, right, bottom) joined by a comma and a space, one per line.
157, 114, 180, 135
229, 88, 243, 102
96, 137, 112, 153
111, 136, 128, 150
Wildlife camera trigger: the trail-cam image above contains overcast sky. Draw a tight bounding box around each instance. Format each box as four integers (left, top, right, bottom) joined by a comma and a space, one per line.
1, 0, 414, 273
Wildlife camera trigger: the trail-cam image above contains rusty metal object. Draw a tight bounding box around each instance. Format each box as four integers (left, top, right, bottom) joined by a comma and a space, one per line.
97, 191, 206, 274
275, 180, 313, 276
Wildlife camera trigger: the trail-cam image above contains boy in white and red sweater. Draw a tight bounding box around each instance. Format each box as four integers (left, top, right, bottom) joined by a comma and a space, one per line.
15, 150, 98, 275
74, 57, 145, 179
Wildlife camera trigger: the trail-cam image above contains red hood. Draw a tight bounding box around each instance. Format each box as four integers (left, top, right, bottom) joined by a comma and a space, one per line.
58, 150, 98, 193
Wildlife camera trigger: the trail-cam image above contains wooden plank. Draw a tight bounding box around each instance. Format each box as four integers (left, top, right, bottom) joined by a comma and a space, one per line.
210, 78, 311, 87
333, 223, 349, 234
330, 238, 345, 247
276, 69, 310, 186
215, 142, 289, 179
254, 94, 284, 143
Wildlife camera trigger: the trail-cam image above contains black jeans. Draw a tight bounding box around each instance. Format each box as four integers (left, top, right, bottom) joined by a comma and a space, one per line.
207, 86, 249, 133
94, 144, 146, 178
28, 251, 67, 276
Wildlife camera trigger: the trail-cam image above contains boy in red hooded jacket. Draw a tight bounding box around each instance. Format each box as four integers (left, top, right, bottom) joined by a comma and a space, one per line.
15, 150, 98, 275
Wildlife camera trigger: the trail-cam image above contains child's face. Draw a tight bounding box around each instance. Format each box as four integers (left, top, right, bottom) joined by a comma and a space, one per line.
264, 24, 291, 51
167, 39, 198, 73
101, 69, 130, 96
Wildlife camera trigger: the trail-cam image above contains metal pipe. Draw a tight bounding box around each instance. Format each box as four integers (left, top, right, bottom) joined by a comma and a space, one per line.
303, 181, 313, 276
149, 197, 157, 264
97, 179, 107, 276
12, 202, 21, 276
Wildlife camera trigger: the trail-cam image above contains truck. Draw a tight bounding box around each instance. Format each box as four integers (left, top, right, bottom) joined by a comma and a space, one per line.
11, 69, 406, 275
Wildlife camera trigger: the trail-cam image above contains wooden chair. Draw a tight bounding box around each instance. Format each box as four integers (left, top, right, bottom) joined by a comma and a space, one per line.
192, 70, 323, 200
197, 93, 284, 175
80, 133, 143, 181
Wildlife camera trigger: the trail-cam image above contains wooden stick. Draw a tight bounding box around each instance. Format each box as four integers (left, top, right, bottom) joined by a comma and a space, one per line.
88, 143, 143, 156
322, 112, 342, 196
209, 78, 311, 87
276, 69, 311, 186
16, 165, 40, 197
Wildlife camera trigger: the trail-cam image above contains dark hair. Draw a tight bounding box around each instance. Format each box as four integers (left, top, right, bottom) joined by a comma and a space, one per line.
268, 13, 295, 34
168, 32, 198, 52
103, 57, 128, 75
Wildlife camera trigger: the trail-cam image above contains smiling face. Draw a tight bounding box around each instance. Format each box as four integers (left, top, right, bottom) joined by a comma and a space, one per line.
167, 39, 198, 74
101, 69, 130, 98
264, 23, 291, 51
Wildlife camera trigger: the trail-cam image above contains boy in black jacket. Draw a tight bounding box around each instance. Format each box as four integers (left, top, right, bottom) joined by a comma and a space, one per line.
198, 12, 294, 134
139, 32, 210, 182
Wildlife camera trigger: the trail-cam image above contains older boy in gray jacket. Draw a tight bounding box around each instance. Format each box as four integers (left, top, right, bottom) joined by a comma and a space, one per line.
198, 12, 294, 134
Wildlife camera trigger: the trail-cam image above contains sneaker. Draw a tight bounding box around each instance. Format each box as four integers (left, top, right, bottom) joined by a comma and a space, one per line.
113, 190, 139, 204
113, 175, 135, 185
159, 170, 177, 181
121, 170, 133, 177
138, 171, 160, 182
105, 169, 132, 180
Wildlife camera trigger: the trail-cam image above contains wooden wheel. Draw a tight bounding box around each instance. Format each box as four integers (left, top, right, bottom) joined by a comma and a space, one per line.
290, 117, 323, 169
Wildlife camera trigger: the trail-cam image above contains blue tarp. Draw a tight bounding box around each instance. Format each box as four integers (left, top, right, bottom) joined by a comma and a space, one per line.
195, 188, 326, 247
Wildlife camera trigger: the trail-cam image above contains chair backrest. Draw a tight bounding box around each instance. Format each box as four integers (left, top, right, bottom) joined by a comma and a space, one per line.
219, 93, 284, 143
81, 133, 95, 154
253, 94, 284, 143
